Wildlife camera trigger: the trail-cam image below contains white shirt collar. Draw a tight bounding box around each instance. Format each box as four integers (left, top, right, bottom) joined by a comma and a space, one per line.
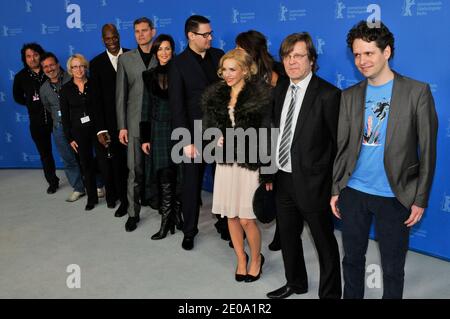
106, 47, 123, 60
289, 71, 313, 91
106, 48, 123, 71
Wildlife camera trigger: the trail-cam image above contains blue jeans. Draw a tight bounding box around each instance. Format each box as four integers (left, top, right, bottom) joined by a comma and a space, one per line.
339, 187, 410, 299
52, 123, 84, 193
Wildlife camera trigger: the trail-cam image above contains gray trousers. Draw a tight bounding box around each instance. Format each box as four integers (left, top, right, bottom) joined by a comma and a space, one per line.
127, 136, 144, 217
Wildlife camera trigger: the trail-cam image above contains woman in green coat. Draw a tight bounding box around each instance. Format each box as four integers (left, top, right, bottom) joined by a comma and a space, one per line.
140, 34, 182, 240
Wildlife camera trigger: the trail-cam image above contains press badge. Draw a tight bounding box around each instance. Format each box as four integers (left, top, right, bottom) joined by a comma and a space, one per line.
57, 110, 62, 118
80, 115, 90, 124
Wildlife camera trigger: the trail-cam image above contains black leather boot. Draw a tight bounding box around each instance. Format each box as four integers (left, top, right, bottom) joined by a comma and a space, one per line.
151, 182, 175, 240
172, 197, 183, 230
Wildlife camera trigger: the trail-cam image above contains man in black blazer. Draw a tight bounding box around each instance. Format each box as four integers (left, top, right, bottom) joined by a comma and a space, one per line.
266, 33, 341, 299
169, 15, 225, 250
90, 24, 129, 217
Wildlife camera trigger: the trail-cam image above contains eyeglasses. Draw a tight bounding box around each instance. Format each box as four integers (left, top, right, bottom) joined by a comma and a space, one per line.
192, 31, 213, 38
71, 65, 86, 70
283, 53, 308, 62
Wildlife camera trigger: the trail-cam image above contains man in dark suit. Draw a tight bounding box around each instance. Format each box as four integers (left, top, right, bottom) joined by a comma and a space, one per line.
169, 15, 226, 250
90, 23, 129, 217
266, 33, 342, 299
330, 21, 438, 299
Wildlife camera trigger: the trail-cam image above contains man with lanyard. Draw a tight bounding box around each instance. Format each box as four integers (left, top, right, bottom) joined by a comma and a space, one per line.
40, 52, 85, 202
13, 43, 59, 194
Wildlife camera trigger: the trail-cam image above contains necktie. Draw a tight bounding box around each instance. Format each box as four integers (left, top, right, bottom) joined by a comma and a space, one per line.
278, 85, 298, 168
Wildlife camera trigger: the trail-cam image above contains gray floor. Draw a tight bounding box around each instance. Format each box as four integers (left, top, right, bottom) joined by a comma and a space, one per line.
0, 169, 449, 299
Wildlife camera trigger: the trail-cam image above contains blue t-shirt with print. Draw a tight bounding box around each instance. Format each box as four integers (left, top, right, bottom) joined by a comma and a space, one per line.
347, 80, 395, 197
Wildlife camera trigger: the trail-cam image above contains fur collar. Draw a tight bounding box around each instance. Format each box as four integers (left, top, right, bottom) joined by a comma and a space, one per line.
202, 80, 272, 130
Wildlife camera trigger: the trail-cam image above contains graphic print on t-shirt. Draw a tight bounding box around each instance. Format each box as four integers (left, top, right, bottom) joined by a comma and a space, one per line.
347, 80, 394, 197
362, 98, 390, 146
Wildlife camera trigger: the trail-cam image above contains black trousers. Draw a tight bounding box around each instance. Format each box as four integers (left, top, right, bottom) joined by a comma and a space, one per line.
29, 124, 59, 186
71, 127, 102, 205
276, 171, 342, 299
339, 187, 410, 299
95, 135, 128, 207
181, 161, 205, 237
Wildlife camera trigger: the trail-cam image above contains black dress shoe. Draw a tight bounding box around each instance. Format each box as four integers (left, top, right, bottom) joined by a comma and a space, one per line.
114, 203, 128, 217
268, 240, 281, 251
46, 184, 59, 194
85, 203, 95, 211
181, 236, 194, 250
125, 216, 140, 232
235, 253, 249, 282
266, 285, 308, 299
245, 254, 265, 282
107, 201, 116, 209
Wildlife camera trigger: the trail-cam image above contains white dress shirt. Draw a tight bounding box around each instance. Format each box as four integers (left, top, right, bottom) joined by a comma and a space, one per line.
276, 72, 313, 173
106, 47, 123, 72
97, 48, 124, 135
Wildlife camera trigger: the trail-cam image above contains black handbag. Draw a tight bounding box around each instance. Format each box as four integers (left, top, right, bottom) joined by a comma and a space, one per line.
252, 184, 277, 223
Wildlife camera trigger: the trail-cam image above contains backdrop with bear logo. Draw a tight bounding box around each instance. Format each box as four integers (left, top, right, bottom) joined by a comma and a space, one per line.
0, 0, 449, 260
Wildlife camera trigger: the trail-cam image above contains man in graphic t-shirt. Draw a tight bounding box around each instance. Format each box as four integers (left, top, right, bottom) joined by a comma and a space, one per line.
330, 21, 438, 299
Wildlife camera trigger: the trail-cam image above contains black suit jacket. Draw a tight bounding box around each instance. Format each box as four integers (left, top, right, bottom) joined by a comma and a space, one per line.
273, 74, 341, 212
169, 47, 224, 140
90, 49, 130, 134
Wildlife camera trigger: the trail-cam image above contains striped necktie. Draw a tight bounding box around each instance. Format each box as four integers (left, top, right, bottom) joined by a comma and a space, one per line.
278, 85, 298, 168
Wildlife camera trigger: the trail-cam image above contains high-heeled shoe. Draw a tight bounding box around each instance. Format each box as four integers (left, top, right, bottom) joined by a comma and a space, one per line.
151, 182, 176, 240
235, 253, 249, 282
245, 254, 265, 282
151, 221, 175, 240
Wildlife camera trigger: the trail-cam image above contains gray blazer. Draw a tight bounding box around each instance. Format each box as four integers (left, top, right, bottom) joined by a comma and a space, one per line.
116, 49, 157, 137
332, 71, 438, 209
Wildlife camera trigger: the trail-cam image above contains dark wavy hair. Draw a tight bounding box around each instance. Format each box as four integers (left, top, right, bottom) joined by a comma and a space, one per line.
346, 20, 395, 60
150, 34, 175, 60
235, 30, 274, 84
20, 42, 45, 68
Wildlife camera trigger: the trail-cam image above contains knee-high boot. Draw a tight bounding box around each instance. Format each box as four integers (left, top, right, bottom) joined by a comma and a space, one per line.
151, 182, 175, 240
172, 195, 183, 230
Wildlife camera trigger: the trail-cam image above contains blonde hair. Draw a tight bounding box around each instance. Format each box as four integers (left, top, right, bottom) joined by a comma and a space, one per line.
217, 48, 257, 81
66, 53, 89, 77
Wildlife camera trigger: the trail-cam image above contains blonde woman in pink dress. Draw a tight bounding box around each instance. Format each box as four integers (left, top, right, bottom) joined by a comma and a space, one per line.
202, 49, 273, 282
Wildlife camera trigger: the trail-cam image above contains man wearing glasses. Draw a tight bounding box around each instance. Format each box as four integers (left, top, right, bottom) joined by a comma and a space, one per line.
169, 15, 226, 250
39, 52, 85, 203
266, 33, 342, 299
